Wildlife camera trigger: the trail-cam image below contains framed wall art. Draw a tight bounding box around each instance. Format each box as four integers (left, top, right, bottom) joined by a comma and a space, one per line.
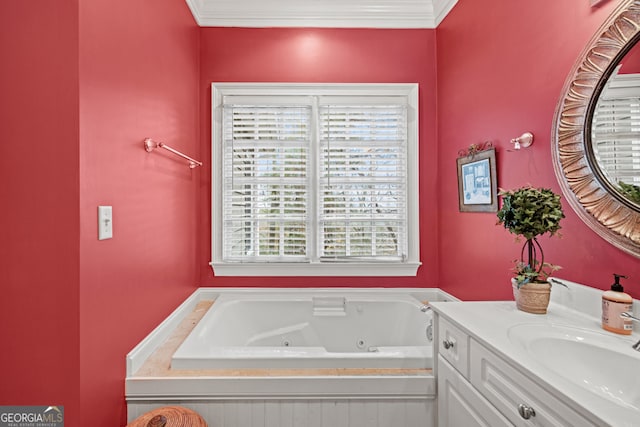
456, 148, 498, 212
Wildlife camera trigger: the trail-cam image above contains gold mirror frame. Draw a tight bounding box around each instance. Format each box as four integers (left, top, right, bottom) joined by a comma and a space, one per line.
552, 0, 640, 258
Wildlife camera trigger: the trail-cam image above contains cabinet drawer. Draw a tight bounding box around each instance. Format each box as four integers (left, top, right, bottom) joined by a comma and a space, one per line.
469, 339, 599, 427
438, 317, 469, 378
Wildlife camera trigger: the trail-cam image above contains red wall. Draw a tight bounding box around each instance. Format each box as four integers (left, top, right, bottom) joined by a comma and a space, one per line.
2, 1, 198, 426
78, 0, 199, 425
437, 0, 639, 300
0, 0, 81, 424
619, 40, 640, 74
198, 28, 439, 288
3, 1, 640, 425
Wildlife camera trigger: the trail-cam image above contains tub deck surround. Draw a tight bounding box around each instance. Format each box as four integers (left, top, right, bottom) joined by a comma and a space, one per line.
431, 278, 640, 427
134, 295, 430, 379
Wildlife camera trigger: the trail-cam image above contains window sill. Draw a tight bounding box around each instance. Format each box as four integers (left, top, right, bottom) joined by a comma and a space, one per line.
210, 262, 422, 277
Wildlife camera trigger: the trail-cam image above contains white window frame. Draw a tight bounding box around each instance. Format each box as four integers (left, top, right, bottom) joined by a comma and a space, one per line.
211, 83, 420, 276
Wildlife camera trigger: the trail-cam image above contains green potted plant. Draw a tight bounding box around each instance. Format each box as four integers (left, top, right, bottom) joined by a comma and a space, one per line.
496, 186, 565, 314
619, 181, 640, 205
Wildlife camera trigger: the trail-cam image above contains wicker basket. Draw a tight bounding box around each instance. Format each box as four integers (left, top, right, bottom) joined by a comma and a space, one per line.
127, 406, 208, 427
512, 279, 551, 315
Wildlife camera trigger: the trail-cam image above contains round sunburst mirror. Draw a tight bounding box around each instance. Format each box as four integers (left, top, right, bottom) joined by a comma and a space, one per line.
552, 0, 640, 258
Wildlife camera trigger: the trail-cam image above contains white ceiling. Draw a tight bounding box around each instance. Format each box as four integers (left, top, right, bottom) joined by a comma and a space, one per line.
186, 0, 459, 29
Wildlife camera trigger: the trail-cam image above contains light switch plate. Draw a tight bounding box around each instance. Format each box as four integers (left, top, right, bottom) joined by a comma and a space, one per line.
98, 206, 113, 240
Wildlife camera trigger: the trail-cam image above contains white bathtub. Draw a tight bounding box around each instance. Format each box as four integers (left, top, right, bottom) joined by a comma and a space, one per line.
127, 288, 456, 427
171, 292, 433, 370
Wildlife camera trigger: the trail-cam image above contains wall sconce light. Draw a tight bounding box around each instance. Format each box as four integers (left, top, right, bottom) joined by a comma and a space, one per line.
511, 132, 534, 150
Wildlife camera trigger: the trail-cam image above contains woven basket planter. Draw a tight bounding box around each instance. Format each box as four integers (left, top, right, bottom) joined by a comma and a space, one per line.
127, 406, 208, 427
512, 279, 551, 314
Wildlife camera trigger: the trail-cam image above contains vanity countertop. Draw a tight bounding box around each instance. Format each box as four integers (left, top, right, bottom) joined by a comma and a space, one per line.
431, 293, 640, 427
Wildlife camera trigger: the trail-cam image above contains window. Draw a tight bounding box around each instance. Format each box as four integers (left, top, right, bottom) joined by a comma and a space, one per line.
211, 83, 420, 276
592, 71, 640, 187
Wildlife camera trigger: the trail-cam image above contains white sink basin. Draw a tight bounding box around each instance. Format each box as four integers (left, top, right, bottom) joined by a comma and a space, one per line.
508, 323, 640, 409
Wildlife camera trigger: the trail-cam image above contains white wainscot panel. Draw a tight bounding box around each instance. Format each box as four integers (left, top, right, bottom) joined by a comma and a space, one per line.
127, 399, 435, 427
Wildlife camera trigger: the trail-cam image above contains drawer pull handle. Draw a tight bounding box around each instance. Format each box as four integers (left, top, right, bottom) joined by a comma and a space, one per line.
518, 403, 536, 420
442, 340, 455, 349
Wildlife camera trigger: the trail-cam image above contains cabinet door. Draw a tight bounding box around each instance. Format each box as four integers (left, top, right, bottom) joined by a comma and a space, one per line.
437, 355, 513, 427
469, 339, 600, 427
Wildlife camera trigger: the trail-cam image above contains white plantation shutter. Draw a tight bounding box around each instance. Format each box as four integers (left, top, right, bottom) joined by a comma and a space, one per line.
592, 71, 640, 187
222, 99, 311, 262
592, 96, 640, 185
319, 99, 407, 261
212, 83, 420, 276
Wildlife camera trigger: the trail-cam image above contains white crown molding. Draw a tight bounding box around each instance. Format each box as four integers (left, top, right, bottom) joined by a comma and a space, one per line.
433, 0, 458, 26
186, 0, 458, 29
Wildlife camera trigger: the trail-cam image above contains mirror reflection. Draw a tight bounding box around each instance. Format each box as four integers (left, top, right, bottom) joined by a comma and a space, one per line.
591, 40, 640, 206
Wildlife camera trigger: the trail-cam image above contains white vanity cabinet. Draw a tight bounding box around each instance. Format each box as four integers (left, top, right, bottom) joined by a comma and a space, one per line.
435, 313, 600, 427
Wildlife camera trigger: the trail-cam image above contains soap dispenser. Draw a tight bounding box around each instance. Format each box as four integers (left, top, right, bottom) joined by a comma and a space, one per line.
602, 274, 633, 335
